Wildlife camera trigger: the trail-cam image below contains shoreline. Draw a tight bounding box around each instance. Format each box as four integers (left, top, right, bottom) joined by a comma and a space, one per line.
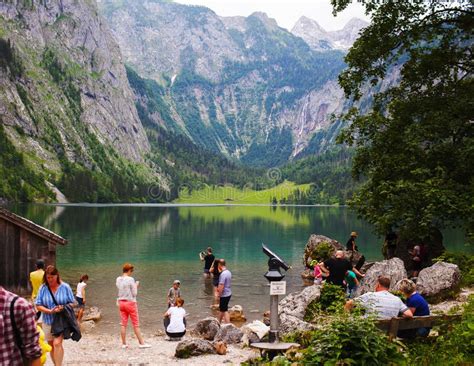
44, 331, 255, 365
37, 202, 345, 208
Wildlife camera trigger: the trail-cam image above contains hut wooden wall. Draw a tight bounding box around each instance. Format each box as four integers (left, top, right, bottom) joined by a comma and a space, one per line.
0, 217, 55, 296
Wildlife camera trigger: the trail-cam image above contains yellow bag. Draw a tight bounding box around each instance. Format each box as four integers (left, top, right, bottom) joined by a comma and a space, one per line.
37, 325, 52, 365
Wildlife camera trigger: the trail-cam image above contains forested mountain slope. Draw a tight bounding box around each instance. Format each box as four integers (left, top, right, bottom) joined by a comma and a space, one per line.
99, 0, 354, 167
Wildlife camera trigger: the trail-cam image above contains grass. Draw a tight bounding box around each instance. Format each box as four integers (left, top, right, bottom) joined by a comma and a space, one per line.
178, 205, 311, 227
173, 181, 311, 204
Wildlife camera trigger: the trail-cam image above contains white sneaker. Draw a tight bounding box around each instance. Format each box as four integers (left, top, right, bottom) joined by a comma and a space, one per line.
139, 343, 151, 349
121, 344, 128, 349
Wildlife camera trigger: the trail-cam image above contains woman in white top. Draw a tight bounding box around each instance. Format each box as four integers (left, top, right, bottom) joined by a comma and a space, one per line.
163, 297, 186, 339
116, 263, 150, 349
76, 274, 88, 322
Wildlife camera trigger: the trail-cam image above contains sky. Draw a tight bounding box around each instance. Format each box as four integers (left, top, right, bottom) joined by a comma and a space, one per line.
174, 0, 370, 31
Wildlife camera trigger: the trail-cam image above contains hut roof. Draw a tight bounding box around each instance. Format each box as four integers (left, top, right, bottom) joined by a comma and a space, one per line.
0, 208, 67, 245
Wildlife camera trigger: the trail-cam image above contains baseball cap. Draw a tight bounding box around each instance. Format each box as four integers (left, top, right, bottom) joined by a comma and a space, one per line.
173, 280, 181, 284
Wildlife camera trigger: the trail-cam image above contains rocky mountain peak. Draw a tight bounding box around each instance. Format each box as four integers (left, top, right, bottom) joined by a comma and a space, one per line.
342, 17, 369, 31
248, 11, 279, 30
291, 16, 368, 51
292, 16, 326, 34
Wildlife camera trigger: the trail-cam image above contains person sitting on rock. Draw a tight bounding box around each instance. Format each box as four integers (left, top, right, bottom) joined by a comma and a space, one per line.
346, 231, 366, 272
345, 276, 413, 319
397, 279, 430, 338
163, 297, 186, 341
320, 250, 364, 289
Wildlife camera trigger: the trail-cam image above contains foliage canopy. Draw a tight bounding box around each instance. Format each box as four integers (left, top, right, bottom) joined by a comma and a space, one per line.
333, 0, 474, 240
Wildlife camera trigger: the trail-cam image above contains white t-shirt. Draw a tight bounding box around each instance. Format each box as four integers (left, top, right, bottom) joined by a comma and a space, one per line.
166, 306, 186, 333
76, 282, 87, 298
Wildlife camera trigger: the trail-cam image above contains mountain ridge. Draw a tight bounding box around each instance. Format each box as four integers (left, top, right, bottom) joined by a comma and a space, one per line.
99, 0, 354, 166
291, 16, 368, 51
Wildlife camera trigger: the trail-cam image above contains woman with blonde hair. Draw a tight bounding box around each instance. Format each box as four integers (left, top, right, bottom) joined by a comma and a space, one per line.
397, 279, 430, 338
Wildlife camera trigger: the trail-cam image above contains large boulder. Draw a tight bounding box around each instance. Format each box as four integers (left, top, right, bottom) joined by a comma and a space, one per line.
194, 317, 220, 341
303, 234, 343, 268
416, 262, 461, 301
214, 323, 243, 344
279, 313, 316, 335
279, 284, 321, 319
175, 339, 217, 358
241, 320, 269, 345
302, 234, 364, 280
355, 258, 407, 296
229, 305, 246, 322
278, 284, 321, 334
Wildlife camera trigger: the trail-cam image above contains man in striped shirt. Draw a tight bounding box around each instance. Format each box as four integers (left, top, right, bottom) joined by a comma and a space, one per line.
0, 286, 42, 365
345, 276, 413, 319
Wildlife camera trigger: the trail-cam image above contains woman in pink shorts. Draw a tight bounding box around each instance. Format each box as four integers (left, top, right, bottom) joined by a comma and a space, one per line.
116, 263, 150, 349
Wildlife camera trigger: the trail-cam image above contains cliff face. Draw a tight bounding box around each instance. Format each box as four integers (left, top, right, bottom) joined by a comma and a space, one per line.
0, 0, 149, 171
100, 0, 353, 166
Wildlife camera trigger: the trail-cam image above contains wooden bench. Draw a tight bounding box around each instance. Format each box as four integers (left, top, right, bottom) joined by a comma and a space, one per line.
376, 314, 462, 339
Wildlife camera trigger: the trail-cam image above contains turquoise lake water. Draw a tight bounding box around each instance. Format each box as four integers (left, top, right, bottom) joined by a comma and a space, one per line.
7, 204, 470, 332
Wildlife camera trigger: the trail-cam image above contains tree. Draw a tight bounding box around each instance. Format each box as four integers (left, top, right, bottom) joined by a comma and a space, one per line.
332, 0, 474, 241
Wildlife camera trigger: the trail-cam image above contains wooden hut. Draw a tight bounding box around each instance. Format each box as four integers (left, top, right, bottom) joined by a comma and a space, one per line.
0, 207, 67, 296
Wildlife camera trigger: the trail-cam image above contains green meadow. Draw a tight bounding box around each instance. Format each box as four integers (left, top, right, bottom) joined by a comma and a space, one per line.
173, 181, 311, 204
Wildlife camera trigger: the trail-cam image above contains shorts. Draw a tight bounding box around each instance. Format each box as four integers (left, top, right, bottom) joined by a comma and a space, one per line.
119, 300, 140, 327
219, 295, 231, 312
204, 268, 210, 274
76, 296, 85, 308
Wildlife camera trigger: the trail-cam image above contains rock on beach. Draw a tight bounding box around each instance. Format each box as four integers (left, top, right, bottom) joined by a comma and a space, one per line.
194, 317, 221, 340
175, 339, 217, 358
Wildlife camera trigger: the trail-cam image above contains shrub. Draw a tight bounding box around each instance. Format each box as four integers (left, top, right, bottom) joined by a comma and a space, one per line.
310, 241, 335, 263
304, 283, 346, 321
294, 315, 406, 365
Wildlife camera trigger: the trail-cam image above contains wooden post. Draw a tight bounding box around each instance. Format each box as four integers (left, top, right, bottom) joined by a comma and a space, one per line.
388, 318, 399, 340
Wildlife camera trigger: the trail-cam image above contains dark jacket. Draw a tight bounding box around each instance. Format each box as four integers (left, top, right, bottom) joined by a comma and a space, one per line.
51, 304, 81, 341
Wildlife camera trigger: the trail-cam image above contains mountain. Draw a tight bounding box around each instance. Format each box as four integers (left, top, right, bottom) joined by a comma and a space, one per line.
291, 16, 368, 51
99, 0, 350, 167
0, 0, 168, 202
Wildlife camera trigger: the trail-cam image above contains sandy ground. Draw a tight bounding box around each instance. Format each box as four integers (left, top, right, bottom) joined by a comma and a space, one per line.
44, 332, 257, 366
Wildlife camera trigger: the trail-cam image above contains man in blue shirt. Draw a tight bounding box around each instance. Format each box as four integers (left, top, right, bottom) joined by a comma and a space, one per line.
398, 279, 430, 338
217, 259, 232, 324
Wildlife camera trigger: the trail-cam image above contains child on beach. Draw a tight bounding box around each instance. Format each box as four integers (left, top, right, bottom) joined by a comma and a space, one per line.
167, 280, 181, 308
76, 274, 88, 322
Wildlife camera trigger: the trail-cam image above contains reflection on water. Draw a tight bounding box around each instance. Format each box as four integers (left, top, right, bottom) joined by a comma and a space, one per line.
6, 204, 470, 332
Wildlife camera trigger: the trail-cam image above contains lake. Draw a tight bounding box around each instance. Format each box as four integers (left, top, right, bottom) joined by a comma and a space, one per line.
7, 204, 470, 332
